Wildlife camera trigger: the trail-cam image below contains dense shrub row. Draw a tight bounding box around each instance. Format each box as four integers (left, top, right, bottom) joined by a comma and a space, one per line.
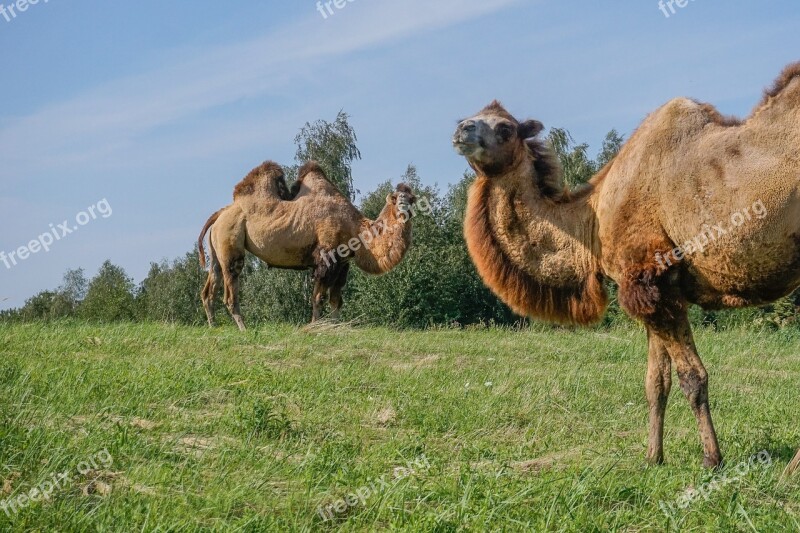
4, 114, 797, 330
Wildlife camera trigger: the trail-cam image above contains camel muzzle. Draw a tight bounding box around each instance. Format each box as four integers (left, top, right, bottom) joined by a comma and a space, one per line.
453, 122, 483, 155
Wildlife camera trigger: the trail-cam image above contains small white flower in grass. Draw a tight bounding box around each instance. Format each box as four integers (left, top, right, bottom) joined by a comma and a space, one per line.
484, 381, 493, 388
465, 382, 470, 388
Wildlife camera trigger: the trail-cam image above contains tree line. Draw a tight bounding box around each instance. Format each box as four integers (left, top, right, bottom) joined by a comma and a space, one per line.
3, 112, 797, 330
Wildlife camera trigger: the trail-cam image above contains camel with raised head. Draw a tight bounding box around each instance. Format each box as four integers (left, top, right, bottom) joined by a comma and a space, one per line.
198, 161, 417, 329
453, 62, 800, 471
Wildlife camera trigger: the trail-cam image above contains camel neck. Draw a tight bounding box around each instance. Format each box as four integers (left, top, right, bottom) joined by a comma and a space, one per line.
353, 208, 413, 275
464, 168, 607, 324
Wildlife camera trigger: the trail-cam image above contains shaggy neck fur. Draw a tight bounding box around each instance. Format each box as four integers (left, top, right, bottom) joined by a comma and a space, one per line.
354, 203, 413, 275
465, 157, 608, 325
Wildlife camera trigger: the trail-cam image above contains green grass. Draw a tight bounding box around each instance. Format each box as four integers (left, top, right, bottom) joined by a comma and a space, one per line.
1, 321, 799, 531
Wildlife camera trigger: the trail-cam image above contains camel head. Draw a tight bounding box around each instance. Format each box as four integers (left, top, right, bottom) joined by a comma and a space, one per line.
453, 101, 545, 177
386, 183, 417, 222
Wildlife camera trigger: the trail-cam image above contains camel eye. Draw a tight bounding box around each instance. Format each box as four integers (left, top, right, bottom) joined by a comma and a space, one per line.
497, 124, 514, 142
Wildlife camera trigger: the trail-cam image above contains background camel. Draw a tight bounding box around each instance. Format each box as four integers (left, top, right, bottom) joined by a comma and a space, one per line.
452, 62, 800, 471
198, 161, 417, 329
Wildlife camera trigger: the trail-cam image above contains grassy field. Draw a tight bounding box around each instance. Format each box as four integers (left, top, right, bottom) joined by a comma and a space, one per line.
1, 321, 799, 531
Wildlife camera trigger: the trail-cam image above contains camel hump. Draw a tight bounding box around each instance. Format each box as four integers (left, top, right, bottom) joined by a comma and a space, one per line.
297, 161, 327, 180
761, 61, 800, 105
233, 161, 286, 198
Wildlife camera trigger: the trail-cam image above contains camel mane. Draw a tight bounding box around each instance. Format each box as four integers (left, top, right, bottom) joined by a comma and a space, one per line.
465, 177, 608, 325
233, 161, 287, 199
527, 137, 571, 202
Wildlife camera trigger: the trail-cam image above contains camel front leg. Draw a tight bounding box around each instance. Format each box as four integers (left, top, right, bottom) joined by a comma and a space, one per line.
328, 263, 350, 322
645, 329, 672, 465
649, 311, 722, 468
311, 278, 327, 323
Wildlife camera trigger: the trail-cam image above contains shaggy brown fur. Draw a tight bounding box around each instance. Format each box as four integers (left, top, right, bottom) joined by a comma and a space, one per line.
465, 176, 607, 324
759, 61, 800, 106
453, 62, 800, 470
289, 161, 344, 199
198, 160, 417, 329
233, 161, 288, 199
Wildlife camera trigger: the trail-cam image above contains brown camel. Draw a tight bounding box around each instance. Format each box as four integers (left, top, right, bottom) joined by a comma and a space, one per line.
198, 161, 417, 329
452, 62, 800, 471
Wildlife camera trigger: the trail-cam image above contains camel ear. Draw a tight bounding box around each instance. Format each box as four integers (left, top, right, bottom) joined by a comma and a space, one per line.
518, 120, 544, 139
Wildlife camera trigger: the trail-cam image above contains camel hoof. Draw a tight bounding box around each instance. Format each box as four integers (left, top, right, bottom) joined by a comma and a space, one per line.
645, 454, 665, 466
703, 454, 723, 470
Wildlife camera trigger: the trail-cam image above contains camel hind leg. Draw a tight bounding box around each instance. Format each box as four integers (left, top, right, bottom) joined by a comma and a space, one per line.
201, 247, 222, 327
209, 211, 248, 332
221, 255, 247, 331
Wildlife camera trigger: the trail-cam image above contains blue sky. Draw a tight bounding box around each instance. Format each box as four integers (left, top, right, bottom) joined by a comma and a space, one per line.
1, 0, 798, 310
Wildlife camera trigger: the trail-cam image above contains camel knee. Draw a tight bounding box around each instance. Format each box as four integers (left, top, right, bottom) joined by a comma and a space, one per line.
677, 368, 708, 409
647, 360, 672, 402
314, 292, 327, 307
202, 279, 215, 303
647, 377, 671, 408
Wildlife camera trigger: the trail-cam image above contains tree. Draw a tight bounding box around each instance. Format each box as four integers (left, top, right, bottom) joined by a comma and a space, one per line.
547, 128, 596, 187
294, 111, 361, 200
136, 251, 207, 324
597, 129, 624, 168
79, 261, 136, 322
59, 268, 88, 313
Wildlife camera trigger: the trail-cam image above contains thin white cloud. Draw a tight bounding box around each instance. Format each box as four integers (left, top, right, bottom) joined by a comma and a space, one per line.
0, 0, 522, 180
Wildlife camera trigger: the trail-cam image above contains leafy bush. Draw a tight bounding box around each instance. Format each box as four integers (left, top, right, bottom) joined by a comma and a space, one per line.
78, 261, 136, 322
137, 251, 208, 325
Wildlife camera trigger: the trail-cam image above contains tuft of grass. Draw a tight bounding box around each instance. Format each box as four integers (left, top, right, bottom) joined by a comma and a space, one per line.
0, 320, 798, 531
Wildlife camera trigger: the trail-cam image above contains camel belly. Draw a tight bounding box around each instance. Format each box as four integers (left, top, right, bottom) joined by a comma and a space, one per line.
244, 226, 316, 268
680, 233, 800, 309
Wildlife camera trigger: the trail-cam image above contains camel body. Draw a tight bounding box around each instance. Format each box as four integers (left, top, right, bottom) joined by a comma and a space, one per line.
453, 62, 800, 470
597, 91, 800, 310
199, 161, 415, 329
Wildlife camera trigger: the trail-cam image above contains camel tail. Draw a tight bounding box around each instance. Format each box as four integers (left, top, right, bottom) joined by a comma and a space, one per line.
198, 209, 223, 270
